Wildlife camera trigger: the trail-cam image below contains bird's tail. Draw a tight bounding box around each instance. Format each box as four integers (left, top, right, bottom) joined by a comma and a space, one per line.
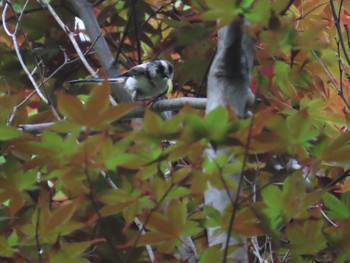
68, 77, 126, 84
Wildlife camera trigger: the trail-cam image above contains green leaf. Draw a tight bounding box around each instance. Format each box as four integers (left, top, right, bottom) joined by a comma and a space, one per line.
0, 125, 26, 140
7, 231, 17, 247
261, 185, 284, 228
240, 0, 254, 9
323, 192, 350, 220
50, 240, 103, 262
0, 237, 13, 257
205, 106, 228, 127
274, 60, 298, 99
326, 131, 350, 152
246, 0, 271, 26
286, 220, 326, 255
168, 200, 186, 231
205, 106, 232, 143
272, 0, 293, 14
204, 206, 222, 227
287, 109, 319, 146
200, 245, 223, 263
167, 186, 191, 199
202, 0, 238, 25
143, 110, 163, 136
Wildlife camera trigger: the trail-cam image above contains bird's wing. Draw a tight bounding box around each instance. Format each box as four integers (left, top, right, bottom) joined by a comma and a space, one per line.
121, 63, 147, 77
68, 64, 147, 84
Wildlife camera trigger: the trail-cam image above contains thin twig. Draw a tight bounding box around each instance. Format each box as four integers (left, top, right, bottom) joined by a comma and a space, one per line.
320, 209, 338, 227
336, 40, 344, 95
37, 0, 117, 106
223, 115, 254, 263
7, 1, 61, 119
123, 174, 193, 263
7, 90, 36, 125
114, 11, 133, 66
36, 0, 98, 78
7, 46, 73, 125
344, 24, 350, 50
131, 0, 142, 64
44, 46, 71, 81
279, 0, 296, 16
295, 2, 328, 21
83, 151, 123, 261
2, 2, 49, 104
35, 208, 43, 263
312, 49, 350, 110
197, 52, 215, 97
281, 250, 290, 262
338, 0, 344, 22
100, 172, 155, 262
251, 237, 264, 263
329, 0, 350, 66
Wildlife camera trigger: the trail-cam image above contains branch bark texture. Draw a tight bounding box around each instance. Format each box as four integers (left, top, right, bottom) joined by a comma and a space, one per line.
206, 20, 255, 117
67, 0, 132, 102
205, 19, 256, 262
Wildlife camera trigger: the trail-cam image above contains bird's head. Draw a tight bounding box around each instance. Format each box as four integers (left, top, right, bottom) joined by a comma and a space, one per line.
147, 60, 173, 80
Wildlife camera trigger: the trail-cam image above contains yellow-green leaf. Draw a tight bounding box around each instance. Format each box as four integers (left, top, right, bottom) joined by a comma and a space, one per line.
0, 125, 26, 140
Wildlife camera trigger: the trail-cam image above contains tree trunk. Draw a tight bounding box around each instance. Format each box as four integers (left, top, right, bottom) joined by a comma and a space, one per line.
205, 18, 256, 262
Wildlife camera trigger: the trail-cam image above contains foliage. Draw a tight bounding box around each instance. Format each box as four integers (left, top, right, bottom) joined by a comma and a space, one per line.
0, 0, 350, 262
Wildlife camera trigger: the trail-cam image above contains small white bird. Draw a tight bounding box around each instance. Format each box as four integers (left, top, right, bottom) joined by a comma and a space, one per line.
68, 60, 173, 100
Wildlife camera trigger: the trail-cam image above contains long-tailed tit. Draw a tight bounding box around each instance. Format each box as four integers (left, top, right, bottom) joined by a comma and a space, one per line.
68, 60, 173, 100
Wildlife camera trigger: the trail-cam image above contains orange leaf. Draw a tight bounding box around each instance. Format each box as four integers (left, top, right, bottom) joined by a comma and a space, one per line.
85, 84, 110, 115
57, 92, 85, 123
99, 103, 136, 123
232, 207, 263, 237
46, 201, 77, 229
147, 212, 177, 237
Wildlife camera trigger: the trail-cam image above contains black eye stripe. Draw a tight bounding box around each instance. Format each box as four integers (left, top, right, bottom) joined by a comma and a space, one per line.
156, 63, 165, 74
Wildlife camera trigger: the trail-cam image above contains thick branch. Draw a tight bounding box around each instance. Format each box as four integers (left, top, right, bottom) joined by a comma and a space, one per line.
205, 18, 256, 262
67, 0, 132, 102
19, 98, 207, 133
206, 19, 255, 117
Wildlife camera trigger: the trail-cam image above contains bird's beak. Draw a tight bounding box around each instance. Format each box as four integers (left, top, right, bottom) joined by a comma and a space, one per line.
167, 78, 173, 94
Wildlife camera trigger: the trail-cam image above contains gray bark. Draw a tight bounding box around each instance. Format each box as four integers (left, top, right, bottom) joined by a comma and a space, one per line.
205, 19, 256, 262
67, 0, 132, 102
206, 20, 255, 117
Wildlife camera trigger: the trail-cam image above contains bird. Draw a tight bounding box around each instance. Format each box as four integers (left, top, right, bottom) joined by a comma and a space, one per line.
68, 60, 173, 100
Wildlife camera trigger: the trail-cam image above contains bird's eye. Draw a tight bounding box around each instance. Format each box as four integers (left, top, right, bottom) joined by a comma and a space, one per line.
156, 69, 162, 74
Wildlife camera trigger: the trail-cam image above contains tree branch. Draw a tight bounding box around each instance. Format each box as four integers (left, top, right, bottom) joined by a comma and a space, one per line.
312, 49, 350, 110
329, 0, 350, 67
100, 172, 155, 262
206, 19, 255, 118
205, 18, 256, 262
19, 98, 207, 133
67, 0, 132, 102
2, 2, 49, 105
36, 0, 98, 78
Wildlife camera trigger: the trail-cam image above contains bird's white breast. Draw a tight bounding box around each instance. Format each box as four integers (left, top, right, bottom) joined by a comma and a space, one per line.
125, 75, 168, 99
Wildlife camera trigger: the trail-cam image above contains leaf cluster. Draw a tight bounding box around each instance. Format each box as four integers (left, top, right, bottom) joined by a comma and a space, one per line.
1, 0, 350, 262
